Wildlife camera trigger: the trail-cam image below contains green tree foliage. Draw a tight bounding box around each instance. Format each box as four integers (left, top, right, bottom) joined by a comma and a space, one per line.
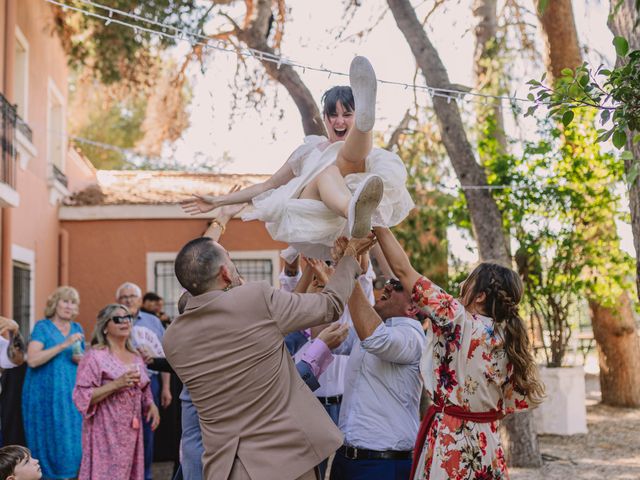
484, 111, 633, 366
53, 0, 208, 85
525, 37, 640, 177
73, 95, 146, 169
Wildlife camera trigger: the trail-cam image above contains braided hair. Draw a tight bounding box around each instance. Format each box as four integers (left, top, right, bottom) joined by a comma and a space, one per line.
460, 262, 545, 406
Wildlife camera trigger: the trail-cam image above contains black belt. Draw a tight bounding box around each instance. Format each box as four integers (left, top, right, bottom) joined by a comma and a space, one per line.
337, 445, 413, 461
317, 395, 342, 406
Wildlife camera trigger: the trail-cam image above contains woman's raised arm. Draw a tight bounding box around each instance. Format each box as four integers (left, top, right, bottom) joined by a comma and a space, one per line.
372, 227, 421, 293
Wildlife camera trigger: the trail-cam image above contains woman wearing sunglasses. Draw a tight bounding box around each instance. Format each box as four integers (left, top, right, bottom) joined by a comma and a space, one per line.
73, 304, 160, 480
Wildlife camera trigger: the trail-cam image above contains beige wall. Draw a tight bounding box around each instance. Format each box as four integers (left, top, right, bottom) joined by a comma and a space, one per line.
61, 217, 286, 335
11, 1, 72, 325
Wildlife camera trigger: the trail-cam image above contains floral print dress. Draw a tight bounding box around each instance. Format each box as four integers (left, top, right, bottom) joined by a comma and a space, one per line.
412, 277, 529, 480
73, 348, 154, 480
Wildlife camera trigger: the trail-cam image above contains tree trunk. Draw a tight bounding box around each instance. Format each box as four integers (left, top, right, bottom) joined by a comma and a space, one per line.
387, 0, 541, 468
537, 0, 640, 407
535, 0, 582, 83
609, 0, 640, 304
472, 0, 506, 151
237, 0, 326, 136
590, 295, 640, 406
386, 0, 511, 264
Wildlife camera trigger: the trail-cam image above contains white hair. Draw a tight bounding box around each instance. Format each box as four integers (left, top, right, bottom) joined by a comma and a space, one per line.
115, 282, 142, 299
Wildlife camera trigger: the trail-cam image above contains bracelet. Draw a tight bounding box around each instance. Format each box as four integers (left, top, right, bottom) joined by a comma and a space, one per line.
210, 219, 226, 235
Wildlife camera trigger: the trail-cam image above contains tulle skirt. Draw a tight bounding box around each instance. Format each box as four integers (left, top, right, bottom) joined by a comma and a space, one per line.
242, 135, 415, 261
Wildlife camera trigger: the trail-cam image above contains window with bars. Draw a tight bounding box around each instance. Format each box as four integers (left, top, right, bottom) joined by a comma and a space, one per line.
154, 261, 180, 320
12, 261, 31, 340
233, 258, 274, 284
152, 256, 275, 319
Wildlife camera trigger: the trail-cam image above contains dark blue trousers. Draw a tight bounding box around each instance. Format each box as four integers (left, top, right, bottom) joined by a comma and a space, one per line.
143, 374, 161, 480
329, 449, 412, 480
317, 402, 341, 479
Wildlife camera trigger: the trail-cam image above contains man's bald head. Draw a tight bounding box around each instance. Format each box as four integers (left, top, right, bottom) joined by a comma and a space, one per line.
175, 237, 226, 296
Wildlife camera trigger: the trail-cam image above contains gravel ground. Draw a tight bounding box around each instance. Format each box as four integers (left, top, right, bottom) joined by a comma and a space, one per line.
511, 374, 640, 480
153, 375, 640, 480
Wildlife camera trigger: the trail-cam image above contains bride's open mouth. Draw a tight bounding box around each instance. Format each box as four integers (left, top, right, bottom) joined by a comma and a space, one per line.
334, 127, 347, 139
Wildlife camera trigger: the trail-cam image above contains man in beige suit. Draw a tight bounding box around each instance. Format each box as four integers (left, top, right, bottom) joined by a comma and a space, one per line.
163, 236, 373, 480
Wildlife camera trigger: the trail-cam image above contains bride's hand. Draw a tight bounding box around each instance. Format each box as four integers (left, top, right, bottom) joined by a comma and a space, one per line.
181, 194, 222, 215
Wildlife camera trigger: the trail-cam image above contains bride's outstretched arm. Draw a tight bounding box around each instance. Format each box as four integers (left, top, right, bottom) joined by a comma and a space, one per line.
181, 157, 296, 215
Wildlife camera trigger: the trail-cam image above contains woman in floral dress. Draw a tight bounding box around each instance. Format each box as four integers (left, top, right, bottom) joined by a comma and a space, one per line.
73, 304, 160, 480
373, 226, 545, 480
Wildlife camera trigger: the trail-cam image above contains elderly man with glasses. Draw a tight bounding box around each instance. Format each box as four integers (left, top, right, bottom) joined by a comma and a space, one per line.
116, 281, 170, 480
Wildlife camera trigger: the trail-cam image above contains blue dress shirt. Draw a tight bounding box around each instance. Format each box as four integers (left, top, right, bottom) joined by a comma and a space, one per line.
339, 317, 425, 451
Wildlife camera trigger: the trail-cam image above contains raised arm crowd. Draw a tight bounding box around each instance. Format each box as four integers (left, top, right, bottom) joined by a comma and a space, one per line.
0, 217, 542, 480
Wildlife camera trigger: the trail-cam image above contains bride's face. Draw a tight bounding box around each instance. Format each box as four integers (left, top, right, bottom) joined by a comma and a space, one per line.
324, 101, 354, 143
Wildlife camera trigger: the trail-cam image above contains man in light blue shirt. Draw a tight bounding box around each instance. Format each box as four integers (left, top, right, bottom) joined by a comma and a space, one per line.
330, 277, 425, 480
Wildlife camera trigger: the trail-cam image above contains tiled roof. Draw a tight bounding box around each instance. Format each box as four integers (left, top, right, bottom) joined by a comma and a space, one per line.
64, 170, 270, 206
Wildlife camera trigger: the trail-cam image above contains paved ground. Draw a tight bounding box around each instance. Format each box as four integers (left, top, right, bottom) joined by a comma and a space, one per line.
152, 375, 640, 479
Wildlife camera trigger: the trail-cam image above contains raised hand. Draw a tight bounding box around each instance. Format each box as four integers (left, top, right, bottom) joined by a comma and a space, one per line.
181, 194, 221, 215
317, 323, 349, 350
345, 234, 377, 257
306, 258, 335, 285
331, 237, 349, 263
332, 234, 376, 261
214, 202, 247, 222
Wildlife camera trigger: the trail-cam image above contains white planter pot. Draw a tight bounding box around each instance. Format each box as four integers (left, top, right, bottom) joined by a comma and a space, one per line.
533, 365, 588, 435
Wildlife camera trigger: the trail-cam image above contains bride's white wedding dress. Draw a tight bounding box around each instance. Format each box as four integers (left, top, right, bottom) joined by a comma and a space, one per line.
242, 135, 415, 261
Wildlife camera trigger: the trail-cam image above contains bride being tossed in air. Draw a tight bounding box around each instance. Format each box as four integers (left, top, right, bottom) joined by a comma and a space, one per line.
182, 56, 414, 261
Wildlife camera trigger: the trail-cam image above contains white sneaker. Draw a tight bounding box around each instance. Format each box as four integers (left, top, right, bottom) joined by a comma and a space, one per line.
349, 56, 377, 133
348, 175, 384, 238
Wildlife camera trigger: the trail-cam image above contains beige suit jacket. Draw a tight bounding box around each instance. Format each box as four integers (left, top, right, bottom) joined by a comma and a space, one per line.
163, 255, 361, 480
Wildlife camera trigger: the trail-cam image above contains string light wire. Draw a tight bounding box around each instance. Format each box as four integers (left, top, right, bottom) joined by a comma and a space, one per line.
46, 0, 538, 106
40, 0, 618, 193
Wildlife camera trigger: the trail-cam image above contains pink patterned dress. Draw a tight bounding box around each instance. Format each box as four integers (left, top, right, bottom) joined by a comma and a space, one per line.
412, 277, 530, 480
73, 347, 154, 480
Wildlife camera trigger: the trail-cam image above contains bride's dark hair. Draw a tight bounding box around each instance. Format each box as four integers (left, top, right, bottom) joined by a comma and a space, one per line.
321, 86, 355, 117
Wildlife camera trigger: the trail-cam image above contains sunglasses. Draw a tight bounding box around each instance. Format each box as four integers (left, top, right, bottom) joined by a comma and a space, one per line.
110, 315, 133, 325
385, 278, 404, 292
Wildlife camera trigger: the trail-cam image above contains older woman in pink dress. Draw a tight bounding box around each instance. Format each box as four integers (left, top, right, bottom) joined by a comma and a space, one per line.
73, 304, 160, 480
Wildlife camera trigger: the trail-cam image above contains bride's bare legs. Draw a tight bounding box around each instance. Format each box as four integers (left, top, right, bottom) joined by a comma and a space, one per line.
336, 126, 372, 175
302, 164, 383, 238
315, 165, 351, 218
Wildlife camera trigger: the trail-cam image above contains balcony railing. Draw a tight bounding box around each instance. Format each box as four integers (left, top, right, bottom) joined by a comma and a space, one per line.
16, 115, 32, 143
0, 93, 17, 189
52, 164, 68, 188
